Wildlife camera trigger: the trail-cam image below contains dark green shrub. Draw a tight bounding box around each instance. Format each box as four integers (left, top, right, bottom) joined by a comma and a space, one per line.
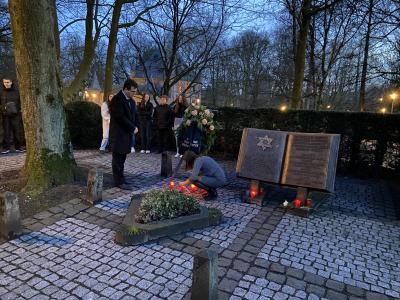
135, 189, 200, 223
65, 101, 102, 149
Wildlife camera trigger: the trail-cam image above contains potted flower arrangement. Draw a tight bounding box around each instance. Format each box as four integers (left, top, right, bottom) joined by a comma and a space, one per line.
180, 103, 217, 154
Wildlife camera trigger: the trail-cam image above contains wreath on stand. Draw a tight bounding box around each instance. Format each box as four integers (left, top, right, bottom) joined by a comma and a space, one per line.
178, 103, 217, 155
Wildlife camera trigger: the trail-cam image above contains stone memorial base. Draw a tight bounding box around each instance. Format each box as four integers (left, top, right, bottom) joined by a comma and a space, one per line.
115, 194, 223, 246
282, 190, 327, 218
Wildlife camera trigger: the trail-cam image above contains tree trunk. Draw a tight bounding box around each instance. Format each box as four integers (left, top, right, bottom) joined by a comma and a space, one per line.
359, 0, 374, 112
49, 0, 60, 60
291, 0, 312, 109
63, 0, 98, 103
103, 0, 123, 101
9, 0, 76, 195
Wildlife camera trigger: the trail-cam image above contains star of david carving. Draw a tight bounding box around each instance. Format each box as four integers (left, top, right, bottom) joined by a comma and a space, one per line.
257, 135, 273, 150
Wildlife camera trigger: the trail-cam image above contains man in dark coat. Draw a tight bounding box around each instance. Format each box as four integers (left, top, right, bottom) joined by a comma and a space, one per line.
109, 78, 140, 190
0, 78, 25, 154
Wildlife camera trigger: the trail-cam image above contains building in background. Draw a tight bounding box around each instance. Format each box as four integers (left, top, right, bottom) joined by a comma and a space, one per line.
132, 50, 201, 104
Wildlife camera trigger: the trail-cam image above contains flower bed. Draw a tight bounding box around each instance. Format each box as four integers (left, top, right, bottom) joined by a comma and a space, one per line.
135, 190, 200, 223
115, 191, 223, 246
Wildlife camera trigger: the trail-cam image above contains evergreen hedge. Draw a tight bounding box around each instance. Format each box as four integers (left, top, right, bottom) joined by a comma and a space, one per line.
65, 101, 102, 149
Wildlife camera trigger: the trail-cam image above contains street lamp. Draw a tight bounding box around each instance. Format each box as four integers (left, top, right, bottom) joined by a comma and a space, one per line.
380, 107, 387, 114
390, 93, 397, 113
326, 104, 331, 109
280, 105, 287, 112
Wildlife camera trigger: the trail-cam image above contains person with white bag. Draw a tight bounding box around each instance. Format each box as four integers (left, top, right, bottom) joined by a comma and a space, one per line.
99, 94, 113, 153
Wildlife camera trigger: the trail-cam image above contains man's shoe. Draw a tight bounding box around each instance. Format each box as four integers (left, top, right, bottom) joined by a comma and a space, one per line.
99, 149, 107, 154
131, 147, 135, 153
123, 177, 135, 184
15, 148, 26, 153
140, 150, 145, 153
145, 150, 151, 154
116, 183, 134, 191
1, 149, 10, 154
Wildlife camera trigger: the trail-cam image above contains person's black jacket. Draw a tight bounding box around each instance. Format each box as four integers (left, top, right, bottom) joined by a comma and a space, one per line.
153, 104, 174, 129
109, 90, 140, 154
0, 83, 20, 116
173, 102, 188, 118
138, 101, 154, 123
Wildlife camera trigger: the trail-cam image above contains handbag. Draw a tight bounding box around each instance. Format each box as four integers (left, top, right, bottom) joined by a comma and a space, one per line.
5, 101, 18, 115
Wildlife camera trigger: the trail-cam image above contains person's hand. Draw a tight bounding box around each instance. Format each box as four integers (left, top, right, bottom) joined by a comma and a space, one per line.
134, 127, 138, 134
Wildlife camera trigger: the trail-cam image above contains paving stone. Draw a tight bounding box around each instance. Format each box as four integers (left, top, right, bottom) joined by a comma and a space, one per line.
219, 278, 237, 293
304, 273, 325, 285
233, 260, 250, 272
266, 272, 286, 284
271, 262, 286, 274
366, 291, 390, 300
287, 267, 305, 279
346, 285, 365, 297
306, 284, 326, 298
326, 279, 345, 292
248, 266, 268, 278
326, 290, 347, 300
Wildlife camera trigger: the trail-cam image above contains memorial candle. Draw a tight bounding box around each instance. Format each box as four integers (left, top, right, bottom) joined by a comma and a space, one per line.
169, 181, 175, 189
294, 199, 301, 208
190, 184, 197, 192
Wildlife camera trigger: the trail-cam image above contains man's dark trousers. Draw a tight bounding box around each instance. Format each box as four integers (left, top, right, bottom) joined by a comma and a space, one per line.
2, 114, 21, 150
112, 152, 127, 186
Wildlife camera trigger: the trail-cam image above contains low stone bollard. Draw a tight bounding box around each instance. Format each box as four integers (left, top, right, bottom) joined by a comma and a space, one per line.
0, 192, 21, 240
191, 249, 218, 300
86, 169, 103, 205
161, 152, 172, 177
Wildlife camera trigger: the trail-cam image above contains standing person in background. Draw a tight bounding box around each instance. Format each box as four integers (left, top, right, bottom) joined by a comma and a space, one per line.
153, 95, 173, 154
99, 93, 113, 153
172, 95, 188, 158
138, 93, 153, 153
109, 78, 140, 190
0, 77, 24, 154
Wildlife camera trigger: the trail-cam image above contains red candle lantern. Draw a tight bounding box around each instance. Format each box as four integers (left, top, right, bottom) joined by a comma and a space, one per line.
294, 199, 301, 208
190, 184, 197, 192
180, 185, 186, 192
169, 181, 175, 189
250, 190, 257, 199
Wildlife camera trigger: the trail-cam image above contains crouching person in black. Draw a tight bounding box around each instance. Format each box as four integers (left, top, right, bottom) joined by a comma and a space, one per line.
179, 151, 227, 200
109, 79, 139, 190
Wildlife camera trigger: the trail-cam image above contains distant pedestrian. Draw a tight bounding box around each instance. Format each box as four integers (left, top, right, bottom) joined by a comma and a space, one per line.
109, 79, 140, 190
153, 95, 173, 153
172, 95, 188, 157
138, 93, 154, 153
99, 93, 113, 153
0, 78, 24, 154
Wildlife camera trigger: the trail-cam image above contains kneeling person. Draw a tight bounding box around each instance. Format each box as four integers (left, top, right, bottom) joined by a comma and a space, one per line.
179, 151, 227, 200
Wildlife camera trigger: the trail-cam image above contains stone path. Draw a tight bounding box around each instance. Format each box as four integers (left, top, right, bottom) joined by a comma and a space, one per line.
0, 150, 399, 300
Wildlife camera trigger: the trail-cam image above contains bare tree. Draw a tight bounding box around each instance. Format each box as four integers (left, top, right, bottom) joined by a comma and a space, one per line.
125, 0, 228, 99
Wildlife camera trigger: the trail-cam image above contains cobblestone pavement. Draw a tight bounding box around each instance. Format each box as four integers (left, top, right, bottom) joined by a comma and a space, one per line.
0, 150, 399, 300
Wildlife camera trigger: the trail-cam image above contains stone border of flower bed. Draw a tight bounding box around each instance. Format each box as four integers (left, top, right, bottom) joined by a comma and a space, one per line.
115, 194, 223, 246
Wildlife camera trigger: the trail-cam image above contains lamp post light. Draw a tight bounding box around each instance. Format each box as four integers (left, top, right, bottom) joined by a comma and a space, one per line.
280, 105, 287, 112
390, 93, 397, 113
380, 107, 387, 114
